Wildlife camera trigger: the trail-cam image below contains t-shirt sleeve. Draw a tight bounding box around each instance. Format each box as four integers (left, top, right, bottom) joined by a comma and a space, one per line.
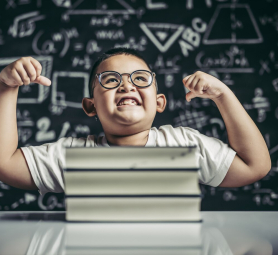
179, 127, 236, 187
20, 137, 74, 196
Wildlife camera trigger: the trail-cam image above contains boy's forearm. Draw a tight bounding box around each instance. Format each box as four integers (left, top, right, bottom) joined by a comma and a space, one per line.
0, 81, 19, 165
212, 87, 271, 173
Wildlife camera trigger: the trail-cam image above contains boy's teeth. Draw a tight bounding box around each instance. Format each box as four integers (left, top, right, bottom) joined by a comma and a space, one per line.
118, 99, 138, 106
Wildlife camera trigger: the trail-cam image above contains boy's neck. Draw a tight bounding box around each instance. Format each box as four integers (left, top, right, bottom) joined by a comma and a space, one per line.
105, 129, 150, 146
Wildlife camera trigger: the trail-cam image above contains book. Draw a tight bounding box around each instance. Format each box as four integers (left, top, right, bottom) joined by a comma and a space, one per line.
64, 146, 201, 222
65, 195, 201, 222
64, 170, 200, 195
64, 147, 198, 170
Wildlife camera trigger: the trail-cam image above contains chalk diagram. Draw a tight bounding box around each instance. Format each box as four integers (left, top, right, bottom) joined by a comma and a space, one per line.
203, 4, 263, 44
8, 11, 45, 38
61, 0, 144, 21
0, 56, 53, 104
139, 23, 185, 53
51, 71, 89, 112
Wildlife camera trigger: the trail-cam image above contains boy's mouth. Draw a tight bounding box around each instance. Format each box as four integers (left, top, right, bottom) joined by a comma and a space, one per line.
117, 97, 141, 106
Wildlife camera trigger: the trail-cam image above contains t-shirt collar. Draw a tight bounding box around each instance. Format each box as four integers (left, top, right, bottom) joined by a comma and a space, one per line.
100, 128, 156, 147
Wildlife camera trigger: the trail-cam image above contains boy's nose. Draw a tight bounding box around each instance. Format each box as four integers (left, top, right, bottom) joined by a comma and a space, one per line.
118, 74, 136, 92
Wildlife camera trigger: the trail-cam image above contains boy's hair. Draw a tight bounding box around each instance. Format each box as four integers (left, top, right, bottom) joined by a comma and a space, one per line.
88, 47, 158, 98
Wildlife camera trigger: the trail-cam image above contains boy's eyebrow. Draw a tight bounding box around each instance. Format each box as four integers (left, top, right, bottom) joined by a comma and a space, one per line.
99, 69, 152, 74
101, 73, 118, 78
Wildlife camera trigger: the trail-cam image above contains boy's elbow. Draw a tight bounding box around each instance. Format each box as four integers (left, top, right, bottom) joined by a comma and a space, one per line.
264, 154, 272, 175
255, 158, 272, 180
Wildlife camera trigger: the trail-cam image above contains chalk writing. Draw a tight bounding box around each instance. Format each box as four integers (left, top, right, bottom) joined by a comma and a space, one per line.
196, 45, 253, 74
259, 13, 278, 31
153, 55, 181, 88
35, 117, 56, 142
186, 0, 214, 9
146, 0, 167, 9
18, 128, 32, 143
38, 193, 64, 210
33, 28, 78, 57
114, 36, 147, 51
95, 29, 125, 40
179, 18, 207, 57
86, 40, 102, 54
52, 0, 71, 8
72, 54, 92, 70
243, 88, 271, 123
259, 51, 278, 75
90, 15, 127, 27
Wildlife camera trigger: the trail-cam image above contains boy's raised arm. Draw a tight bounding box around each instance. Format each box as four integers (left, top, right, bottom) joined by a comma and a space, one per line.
183, 71, 271, 187
0, 57, 51, 190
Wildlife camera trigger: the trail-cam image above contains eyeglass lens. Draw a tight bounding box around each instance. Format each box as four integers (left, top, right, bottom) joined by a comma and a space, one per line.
100, 71, 152, 89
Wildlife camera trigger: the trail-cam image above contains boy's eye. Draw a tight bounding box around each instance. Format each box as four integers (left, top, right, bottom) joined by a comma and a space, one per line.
101, 73, 120, 85
106, 78, 119, 84
134, 76, 147, 82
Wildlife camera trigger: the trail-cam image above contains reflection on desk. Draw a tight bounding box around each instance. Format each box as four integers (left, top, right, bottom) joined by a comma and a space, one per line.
0, 212, 276, 255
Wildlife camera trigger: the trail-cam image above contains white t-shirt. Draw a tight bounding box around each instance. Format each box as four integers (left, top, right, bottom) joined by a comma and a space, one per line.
21, 125, 236, 196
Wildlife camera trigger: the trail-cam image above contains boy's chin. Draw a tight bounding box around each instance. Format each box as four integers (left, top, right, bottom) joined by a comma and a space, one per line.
115, 111, 144, 122
115, 117, 143, 126
112, 116, 150, 129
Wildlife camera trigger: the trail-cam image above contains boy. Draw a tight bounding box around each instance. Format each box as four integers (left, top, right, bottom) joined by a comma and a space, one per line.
0, 48, 271, 196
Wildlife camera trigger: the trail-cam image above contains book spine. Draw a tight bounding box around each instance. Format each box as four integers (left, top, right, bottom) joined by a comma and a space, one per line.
65, 196, 202, 222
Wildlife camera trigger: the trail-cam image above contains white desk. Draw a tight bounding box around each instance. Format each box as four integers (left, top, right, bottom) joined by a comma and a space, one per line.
0, 211, 277, 255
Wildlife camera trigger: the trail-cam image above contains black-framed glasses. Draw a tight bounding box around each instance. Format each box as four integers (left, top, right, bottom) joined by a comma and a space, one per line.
92, 70, 155, 96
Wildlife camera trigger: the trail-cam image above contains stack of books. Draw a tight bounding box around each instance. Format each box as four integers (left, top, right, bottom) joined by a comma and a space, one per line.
64, 146, 202, 222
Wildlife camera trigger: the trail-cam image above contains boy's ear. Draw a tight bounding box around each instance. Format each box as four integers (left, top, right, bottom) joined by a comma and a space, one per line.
156, 93, 167, 113
82, 97, 97, 117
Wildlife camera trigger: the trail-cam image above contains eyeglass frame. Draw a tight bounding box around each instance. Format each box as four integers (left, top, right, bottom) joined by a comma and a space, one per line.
90, 69, 156, 97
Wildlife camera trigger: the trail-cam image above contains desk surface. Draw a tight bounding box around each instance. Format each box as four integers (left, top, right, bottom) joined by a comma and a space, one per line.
0, 211, 277, 255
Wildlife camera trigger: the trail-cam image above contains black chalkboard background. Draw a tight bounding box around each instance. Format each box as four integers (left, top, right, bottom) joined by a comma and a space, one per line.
0, 0, 278, 211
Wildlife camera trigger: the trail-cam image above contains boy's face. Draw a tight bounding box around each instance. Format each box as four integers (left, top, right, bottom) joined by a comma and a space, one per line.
83, 54, 166, 136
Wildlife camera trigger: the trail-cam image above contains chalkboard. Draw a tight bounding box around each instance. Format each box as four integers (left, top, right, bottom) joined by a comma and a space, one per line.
0, 0, 278, 211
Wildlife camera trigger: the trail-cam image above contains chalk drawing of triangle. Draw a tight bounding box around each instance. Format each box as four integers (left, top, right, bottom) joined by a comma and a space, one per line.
203, 4, 263, 44
25, 193, 37, 204
155, 31, 168, 41
140, 23, 185, 53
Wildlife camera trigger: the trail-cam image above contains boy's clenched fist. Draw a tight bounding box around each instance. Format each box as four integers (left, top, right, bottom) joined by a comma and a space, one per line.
0, 57, 51, 88
183, 71, 228, 102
